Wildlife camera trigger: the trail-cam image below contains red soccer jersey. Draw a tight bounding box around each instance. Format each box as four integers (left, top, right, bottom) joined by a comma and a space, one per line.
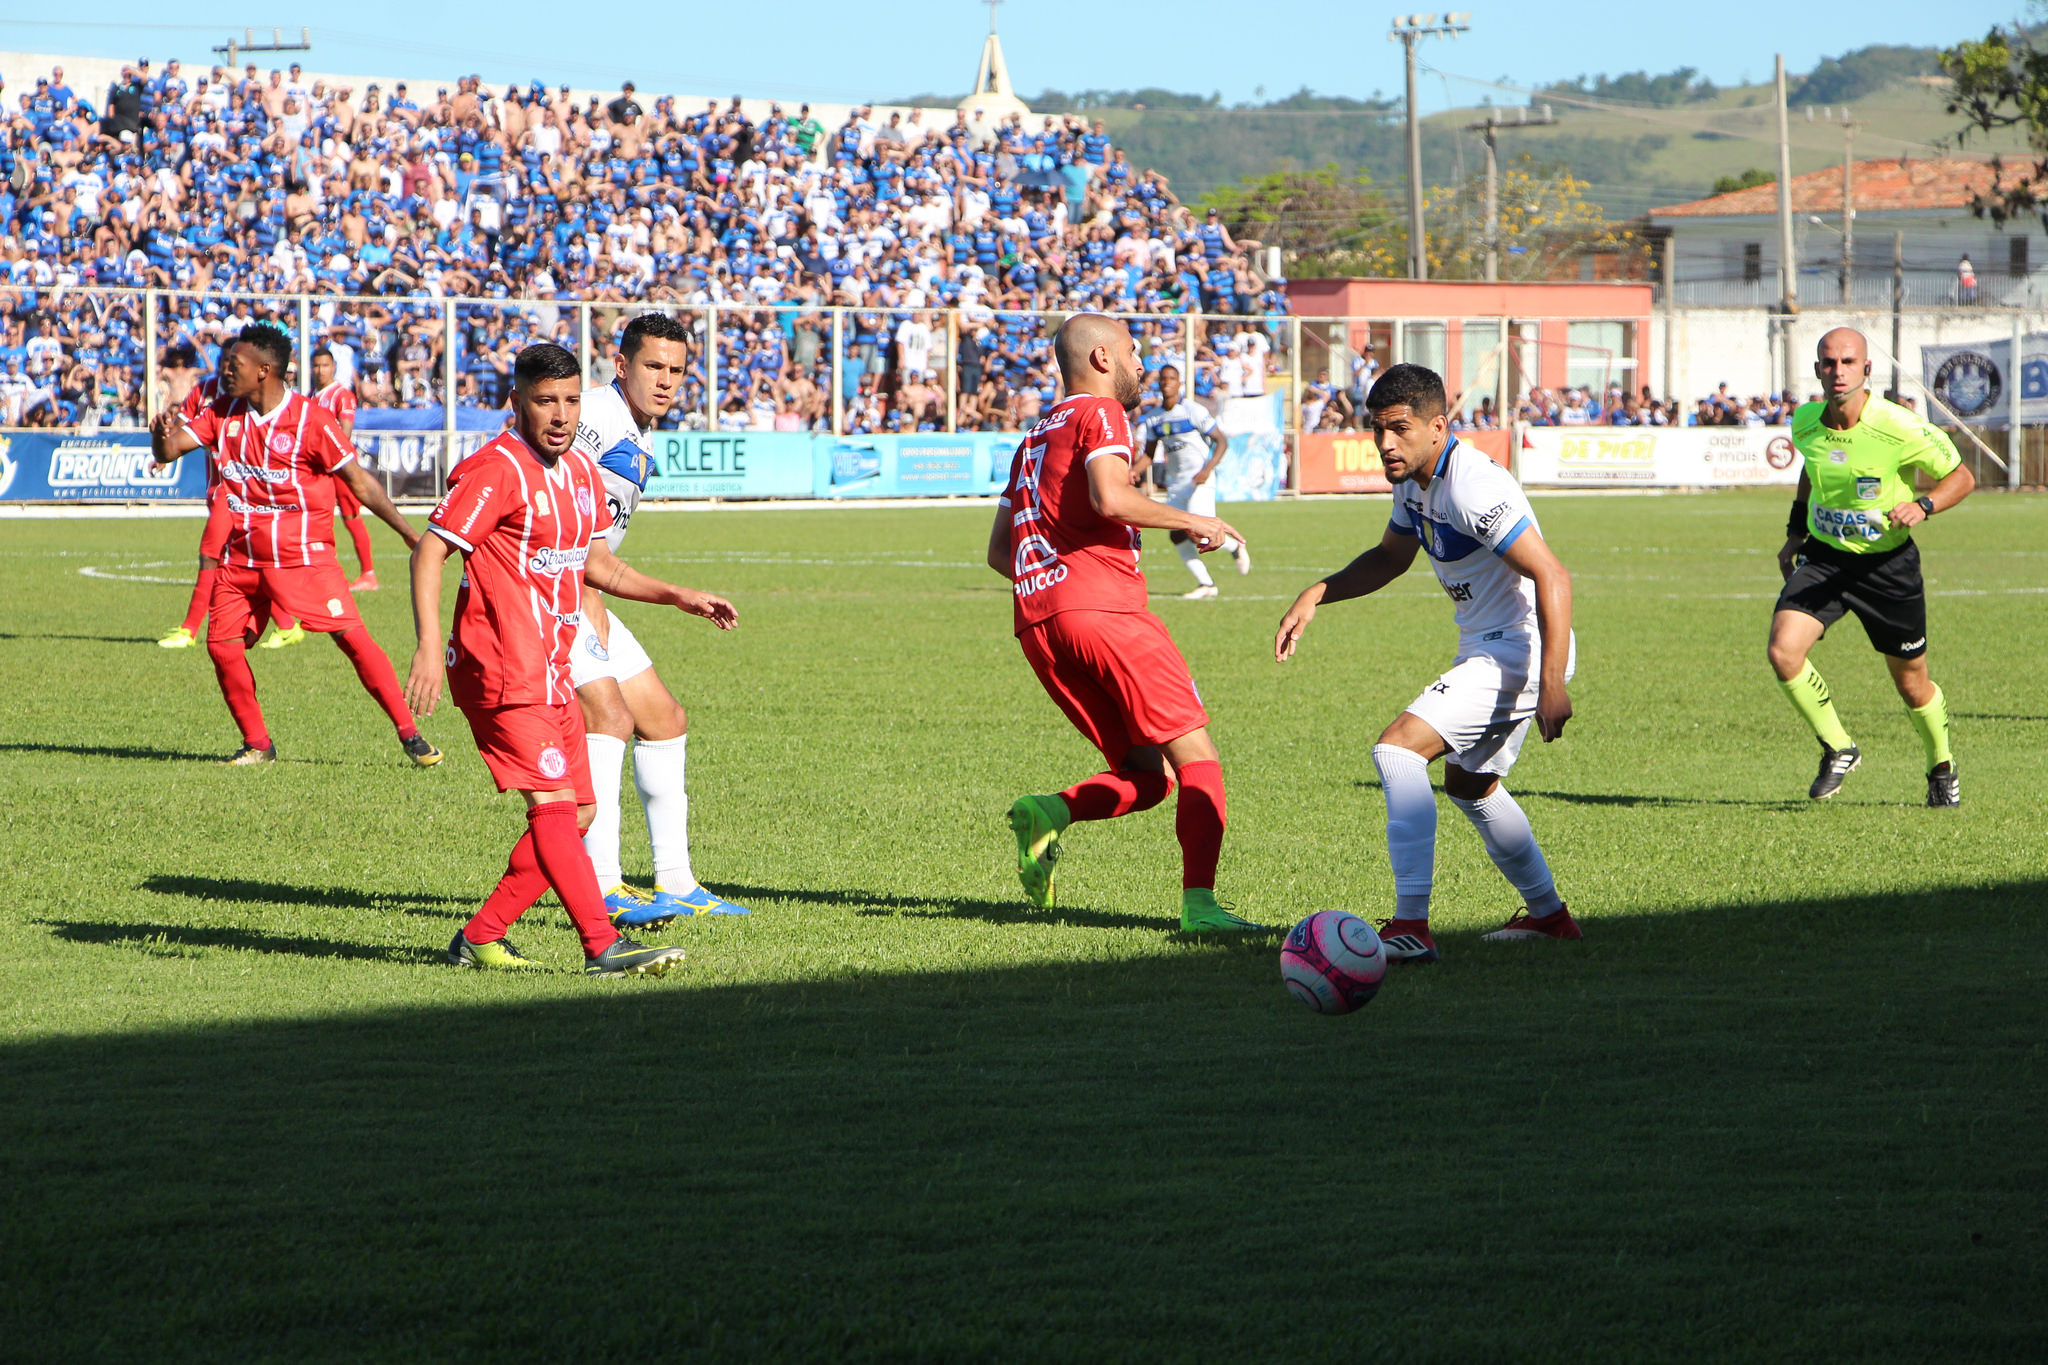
183, 391, 357, 568
313, 380, 357, 429
427, 430, 613, 708
1002, 393, 1146, 633
181, 376, 223, 490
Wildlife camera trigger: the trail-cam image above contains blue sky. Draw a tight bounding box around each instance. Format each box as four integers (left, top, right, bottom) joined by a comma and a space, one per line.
3, 2, 2024, 110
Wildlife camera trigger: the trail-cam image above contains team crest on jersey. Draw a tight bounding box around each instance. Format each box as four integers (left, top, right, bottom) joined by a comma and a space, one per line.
587, 635, 610, 661
1855, 476, 1882, 500
538, 745, 568, 780
574, 485, 594, 517
534, 491, 551, 516
268, 433, 295, 455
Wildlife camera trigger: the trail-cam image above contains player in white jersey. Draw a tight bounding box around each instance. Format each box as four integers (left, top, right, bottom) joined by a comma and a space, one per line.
570, 312, 752, 924
1274, 364, 1579, 962
1134, 364, 1251, 598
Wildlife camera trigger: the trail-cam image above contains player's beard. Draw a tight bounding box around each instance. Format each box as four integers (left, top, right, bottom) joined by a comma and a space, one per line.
1114, 366, 1143, 410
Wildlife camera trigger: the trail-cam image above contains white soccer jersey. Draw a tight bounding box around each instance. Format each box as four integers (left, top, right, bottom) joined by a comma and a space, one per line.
1136, 398, 1220, 486
1387, 436, 1541, 646
572, 379, 655, 553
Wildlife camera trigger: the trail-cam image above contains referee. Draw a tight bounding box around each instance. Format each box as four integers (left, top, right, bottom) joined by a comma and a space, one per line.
1769, 327, 1976, 805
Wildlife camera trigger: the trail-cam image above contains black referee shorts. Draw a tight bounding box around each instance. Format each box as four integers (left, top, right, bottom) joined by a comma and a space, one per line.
1776, 537, 1928, 659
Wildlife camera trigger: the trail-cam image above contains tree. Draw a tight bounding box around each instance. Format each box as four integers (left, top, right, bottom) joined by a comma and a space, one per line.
1712, 168, 1776, 196
1421, 155, 1639, 281
1200, 165, 1405, 278
1943, 21, 2048, 223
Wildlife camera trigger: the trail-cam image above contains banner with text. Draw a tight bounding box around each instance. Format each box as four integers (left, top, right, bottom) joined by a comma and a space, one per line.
0, 431, 207, 502
1517, 426, 1800, 487
1920, 335, 2048, 426
1297, 428, 1511, 494
644, 431, 815, 499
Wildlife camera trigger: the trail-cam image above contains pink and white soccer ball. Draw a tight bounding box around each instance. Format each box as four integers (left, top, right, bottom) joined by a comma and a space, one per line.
1280, 911, 1388, 1015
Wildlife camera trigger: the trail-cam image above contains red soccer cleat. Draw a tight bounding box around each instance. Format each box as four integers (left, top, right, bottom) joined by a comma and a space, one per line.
348, 571, 380, 592
1481, 904, 1582, 943
1376, 916, 1439, 964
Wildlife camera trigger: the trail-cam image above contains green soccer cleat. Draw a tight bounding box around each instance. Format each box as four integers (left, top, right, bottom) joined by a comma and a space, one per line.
1180, 888, 1268, 934
1007, 794, 1067, 908
584, 935, 686, 978
257, 623, 308, 650
158, 626, 199, 649
446, 932, 549, 971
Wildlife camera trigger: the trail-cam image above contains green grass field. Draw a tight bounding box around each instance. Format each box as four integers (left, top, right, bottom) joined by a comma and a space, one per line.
2, 490, 2043, 1361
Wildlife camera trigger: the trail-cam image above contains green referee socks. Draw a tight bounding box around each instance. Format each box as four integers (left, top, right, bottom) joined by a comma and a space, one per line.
1780, 662, 1855, 750
1907, 684, 1953, 773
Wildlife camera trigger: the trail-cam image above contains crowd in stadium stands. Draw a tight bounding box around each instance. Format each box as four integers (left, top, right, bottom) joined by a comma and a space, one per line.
0, 57, 1291, 431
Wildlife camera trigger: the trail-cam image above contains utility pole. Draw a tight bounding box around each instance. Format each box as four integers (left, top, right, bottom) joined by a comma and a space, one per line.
1464, 105, 1558, 281
1891, 229, 1905, 398
1389, 12, 1472, 281
1840, 117, 1857, 301
212, 27, 311, 69
1775, 53, 1798, 400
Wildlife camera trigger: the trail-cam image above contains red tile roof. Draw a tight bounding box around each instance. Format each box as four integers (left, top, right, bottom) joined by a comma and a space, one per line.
1652, 156, 2026, 217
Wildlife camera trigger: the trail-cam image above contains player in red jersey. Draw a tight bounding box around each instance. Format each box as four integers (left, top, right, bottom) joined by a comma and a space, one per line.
405, 342, 737, 977
988, 313, 1263, 932
310, 347, 377, 594
150, 323, 441, 767
157, 362, 305, 651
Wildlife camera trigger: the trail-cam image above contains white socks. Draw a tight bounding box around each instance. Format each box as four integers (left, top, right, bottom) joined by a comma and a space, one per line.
1371, 744, 1436, 919
1175, 539, 1216, 588
583, 733, 628, 891
1449, 787, 1563, 916
634, 733, 697, 894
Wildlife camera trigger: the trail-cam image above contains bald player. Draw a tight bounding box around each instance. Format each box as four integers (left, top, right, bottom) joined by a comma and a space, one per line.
989, 313, 1263, 932
1771, 327, 1975, 805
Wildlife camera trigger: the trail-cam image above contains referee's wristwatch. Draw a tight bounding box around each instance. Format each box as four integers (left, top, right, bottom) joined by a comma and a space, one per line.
1915, 495, 1935, 518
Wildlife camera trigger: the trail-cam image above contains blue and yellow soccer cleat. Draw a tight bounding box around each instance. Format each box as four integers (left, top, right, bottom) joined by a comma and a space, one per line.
1007, 794, 1067, 908
604, 884, 677, 931
655, 886, 752, 917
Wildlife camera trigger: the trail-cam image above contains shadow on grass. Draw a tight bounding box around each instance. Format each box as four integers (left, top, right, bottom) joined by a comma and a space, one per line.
140, 874, 473, 913
5, 882, 2044, 1361
1952, 711, 2047, 723
716, 881, 1169, 931
41, 919, 442, 965
1348, 779, 1810, 810
0, 741, 219, 763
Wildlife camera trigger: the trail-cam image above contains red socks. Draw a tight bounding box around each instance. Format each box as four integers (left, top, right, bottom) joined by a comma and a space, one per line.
1174, 760, 1226, 891
180, 566, 215, 635
343, 516, 374, 574
333, 626, 418, 739
207, 637, 270, 749
1058, 768, 1174, 822
525, 801, 618, 956
465, 804, 617, 957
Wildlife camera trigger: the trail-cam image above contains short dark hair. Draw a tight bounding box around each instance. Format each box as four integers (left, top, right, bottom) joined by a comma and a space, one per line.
310, 346, 333, 363
235, 323, 292, 371
1365, 363, 1446, 419
513, 342, 581, 389
620, 311, 691, 358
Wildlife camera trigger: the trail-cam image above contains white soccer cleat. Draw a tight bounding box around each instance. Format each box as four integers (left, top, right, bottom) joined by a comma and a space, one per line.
1180, 584, 1220, 600
1232, 542, 1253, 575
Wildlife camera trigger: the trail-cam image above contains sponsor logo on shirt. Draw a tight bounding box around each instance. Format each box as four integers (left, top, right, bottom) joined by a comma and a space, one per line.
219, 459, 292, 484
1813, 505, 1884, 540
1474, 500, 1512, 537
528, 545, 589, 575
1444, 580, 1474, 602
1855, 476, 1882, 500
457, 485, 494, 535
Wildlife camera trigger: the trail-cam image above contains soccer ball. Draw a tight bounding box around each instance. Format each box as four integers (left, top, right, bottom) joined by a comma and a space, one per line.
1280, 912, 1388, 1015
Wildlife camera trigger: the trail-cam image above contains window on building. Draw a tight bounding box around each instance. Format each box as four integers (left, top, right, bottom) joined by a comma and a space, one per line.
1460, 319, 1504, 410
2011, 235, 2029, 278
1742, 243, 1762, 283
1567, 321, 1637, 396
1401, 320, 1447, 378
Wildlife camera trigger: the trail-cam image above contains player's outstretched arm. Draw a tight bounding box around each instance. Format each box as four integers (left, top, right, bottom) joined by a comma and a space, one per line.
338, 462, 420, 549
1500, 530, 1573, 742
1085, 452, 1244, 551
1273, 526, 1421, 662
150, 409, 200, 464
585, 541, 737, 630
406, 532, 453, 717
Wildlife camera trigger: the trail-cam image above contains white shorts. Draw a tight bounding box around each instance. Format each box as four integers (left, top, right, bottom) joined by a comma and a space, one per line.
569, 605, 656, 690
1403, 631, 1577, 777
1165, 479, 1216, 518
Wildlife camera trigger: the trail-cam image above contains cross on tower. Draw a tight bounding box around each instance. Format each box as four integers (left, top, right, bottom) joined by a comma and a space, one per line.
985, 0, 1003, 36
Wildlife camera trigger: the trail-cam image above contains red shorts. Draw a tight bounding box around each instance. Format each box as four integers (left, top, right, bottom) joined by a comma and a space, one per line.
1019, 609, 1209, 769
199, 485, 232, 559
334, 473, 363, 518
460, 700, 594, 802
208, 563, 364, 644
